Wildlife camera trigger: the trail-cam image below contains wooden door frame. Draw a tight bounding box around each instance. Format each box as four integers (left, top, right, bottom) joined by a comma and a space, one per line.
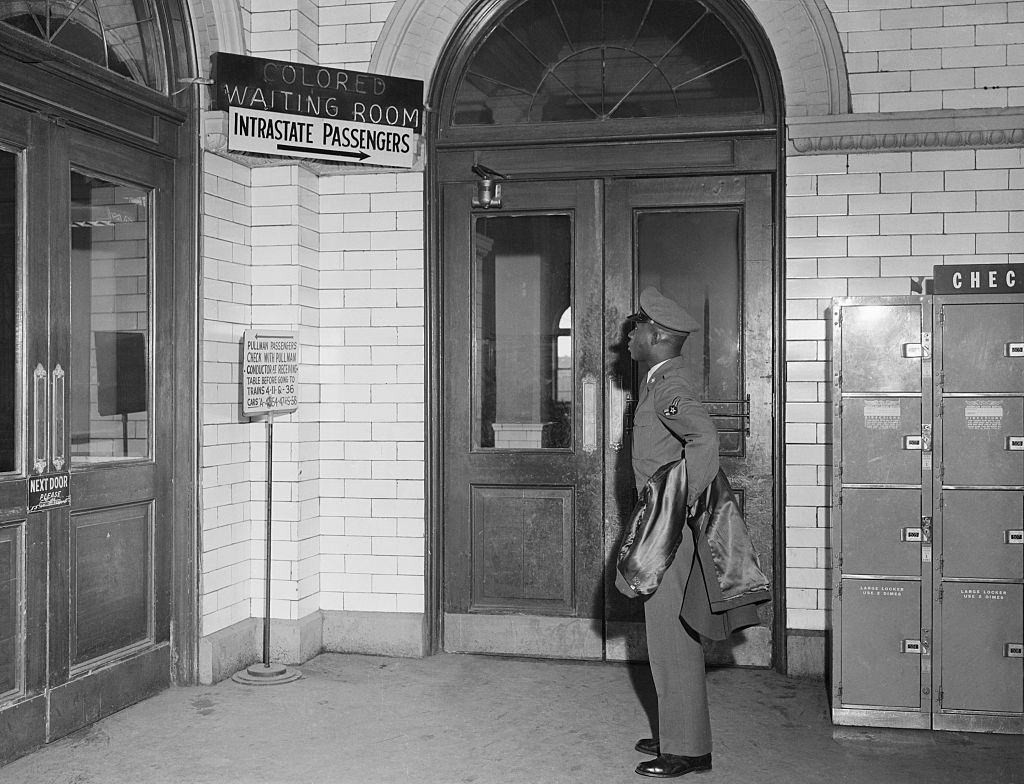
427, 136, 787, 669
0, 2, 200, 691
425, 0, 788, 670
439, 177, 607, 658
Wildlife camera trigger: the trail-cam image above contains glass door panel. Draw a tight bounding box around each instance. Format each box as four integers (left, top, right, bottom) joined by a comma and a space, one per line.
70, 171, 151, 464
473, 213, 573, 450
1, 150, 16, 473
636, 208, 745, 453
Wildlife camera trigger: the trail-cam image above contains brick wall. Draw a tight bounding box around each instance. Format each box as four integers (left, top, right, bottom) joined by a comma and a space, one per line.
784, 147, 1024, 631
201, 151, 254, 634
828, 0, 1024, 112
200, 0, 419, 637
199, 0, 1024, 655
317, 171, 426, 614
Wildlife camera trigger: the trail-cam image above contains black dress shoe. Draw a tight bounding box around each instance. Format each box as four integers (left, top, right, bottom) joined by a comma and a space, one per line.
635, 753, 712, 778
635, 738, 659, 755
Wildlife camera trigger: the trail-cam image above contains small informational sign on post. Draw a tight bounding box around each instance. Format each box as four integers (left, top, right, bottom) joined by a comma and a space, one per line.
242, 329, 299, 417
235, 328, 302, 685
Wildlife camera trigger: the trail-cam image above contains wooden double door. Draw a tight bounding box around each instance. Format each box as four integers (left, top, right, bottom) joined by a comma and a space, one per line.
441, 173, 775, 665
0, 106, 174, 758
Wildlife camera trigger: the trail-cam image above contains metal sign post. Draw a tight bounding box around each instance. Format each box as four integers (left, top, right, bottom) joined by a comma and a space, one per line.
233, 329, 301, 686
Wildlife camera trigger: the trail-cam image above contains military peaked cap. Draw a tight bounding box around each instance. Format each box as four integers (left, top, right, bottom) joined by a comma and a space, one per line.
629, 287, 701, 334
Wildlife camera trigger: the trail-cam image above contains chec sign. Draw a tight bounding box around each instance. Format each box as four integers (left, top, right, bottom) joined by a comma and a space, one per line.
933, 263, 1022, 295
213, 53, 423, 168
242, 329, 299, 416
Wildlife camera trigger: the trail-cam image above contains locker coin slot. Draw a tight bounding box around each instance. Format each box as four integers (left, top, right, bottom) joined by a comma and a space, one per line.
901, 527, 923, 542
1005, 342, 1023, 358
901, 639, 924, 654
1006, 643, 1023, 658
1006, 436, 1024, 451
1005, 530, 1024, 545
903, 435, 923, 450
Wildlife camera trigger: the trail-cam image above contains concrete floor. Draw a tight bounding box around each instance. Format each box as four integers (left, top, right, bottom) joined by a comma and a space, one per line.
0, 653, 1021, 784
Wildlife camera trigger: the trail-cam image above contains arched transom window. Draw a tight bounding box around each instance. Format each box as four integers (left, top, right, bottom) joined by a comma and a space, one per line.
452, 0, 763, 126
0, 0, 165, 91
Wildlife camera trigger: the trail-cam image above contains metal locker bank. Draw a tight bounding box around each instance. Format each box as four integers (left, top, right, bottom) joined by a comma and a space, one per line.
831, 289, 1023, 734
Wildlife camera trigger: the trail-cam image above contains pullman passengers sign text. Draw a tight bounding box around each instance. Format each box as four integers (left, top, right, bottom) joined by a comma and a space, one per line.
242, 330, 299, 417
213, 52, 423, 167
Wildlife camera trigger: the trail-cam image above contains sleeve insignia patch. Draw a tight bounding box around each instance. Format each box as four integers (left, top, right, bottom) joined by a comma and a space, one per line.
663, 396, 681, 417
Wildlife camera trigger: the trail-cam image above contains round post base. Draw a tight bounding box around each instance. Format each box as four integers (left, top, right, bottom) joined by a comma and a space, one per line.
231, 662, 302, 686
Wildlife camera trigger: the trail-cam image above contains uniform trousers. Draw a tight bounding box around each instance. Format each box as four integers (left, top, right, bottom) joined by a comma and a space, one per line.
643, 526, 712, 757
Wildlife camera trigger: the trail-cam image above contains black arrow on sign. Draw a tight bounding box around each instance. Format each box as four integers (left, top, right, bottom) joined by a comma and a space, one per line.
277, 144, 370, 160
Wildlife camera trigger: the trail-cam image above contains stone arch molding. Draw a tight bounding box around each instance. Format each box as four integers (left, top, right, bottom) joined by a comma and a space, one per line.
187, 0, 245, 68
370, 0, 850, 118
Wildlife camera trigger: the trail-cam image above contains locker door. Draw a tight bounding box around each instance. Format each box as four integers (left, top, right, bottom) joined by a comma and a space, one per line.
939, 583, 1023, 715
832, 298, 931, 729
840, 578, 923, 708
934, 295, 1023, 734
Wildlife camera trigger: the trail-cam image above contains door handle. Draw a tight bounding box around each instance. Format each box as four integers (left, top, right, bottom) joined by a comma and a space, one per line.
52, 364, 65, 471
581, 374, 597, 454
609, 375, 634, 452
33, 363, 47, 474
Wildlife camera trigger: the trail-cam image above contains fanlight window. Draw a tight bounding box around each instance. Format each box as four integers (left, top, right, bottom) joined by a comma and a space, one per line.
0, 0, 164, 91
453, 0, 761, 125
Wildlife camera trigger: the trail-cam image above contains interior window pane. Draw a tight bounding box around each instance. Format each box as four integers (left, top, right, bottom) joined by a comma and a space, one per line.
549, 0, 603, 50
454, 72, 532, 126
469, 26, 548, 95
452, 0, 762, 126
0, 1, 164, 90
70, 170, 151, 465
533, 61, 602, 122
474, 214, 573, 450
500, 0, 570, 66
0, 152, 16, 474
634, 0, 707, 58
636, 209, 742, 449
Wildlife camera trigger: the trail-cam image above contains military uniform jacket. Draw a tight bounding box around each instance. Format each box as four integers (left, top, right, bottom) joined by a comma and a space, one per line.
628, 355, 762, 639
632, 355, 719, 506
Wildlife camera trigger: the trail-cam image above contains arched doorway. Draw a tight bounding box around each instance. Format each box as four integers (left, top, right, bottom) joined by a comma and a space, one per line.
0, 0, 197, 761
429, 0, 783, 667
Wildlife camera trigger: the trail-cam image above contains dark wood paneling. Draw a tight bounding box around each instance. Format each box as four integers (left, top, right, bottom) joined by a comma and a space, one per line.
47, 643, 169, 743
0, 527, 19, 695
0, 29, 183, 156
471, 486, 573, 611
0, 485, 25, 525
25, 513, 46, 694
69, 463, 156, 510
71, 504, 152, 667
0, 695, 45, 764
437, 138, 780, 183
